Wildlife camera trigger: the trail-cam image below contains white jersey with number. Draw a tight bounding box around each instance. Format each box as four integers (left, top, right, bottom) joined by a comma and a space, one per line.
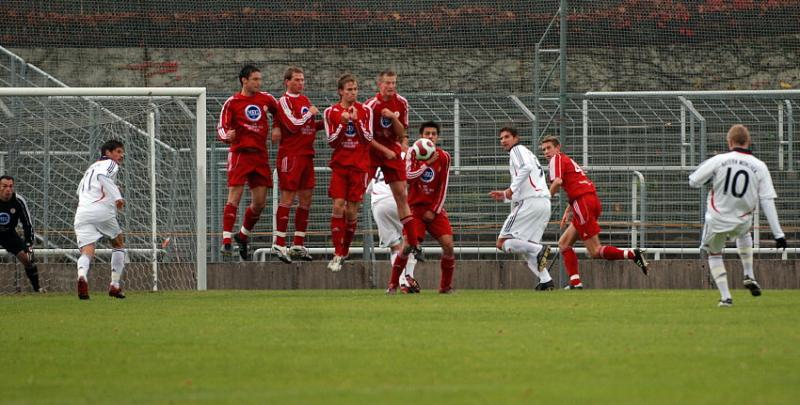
508, 144, 550, 201
689, 149, 776, 229
75, 158, 123, 224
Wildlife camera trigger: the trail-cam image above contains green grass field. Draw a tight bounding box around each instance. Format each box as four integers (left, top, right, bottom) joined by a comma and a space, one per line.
2, 289, 799, 404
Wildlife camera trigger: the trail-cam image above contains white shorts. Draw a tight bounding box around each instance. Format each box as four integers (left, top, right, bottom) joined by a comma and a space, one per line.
701, 218, 751, 254
372, 198, 403, 248
74, 217, 122, 248
499, 198, 551, 243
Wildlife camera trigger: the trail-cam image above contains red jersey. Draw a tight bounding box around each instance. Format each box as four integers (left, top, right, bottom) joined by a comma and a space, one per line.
363, 93, 409, 148
216, 91, 278, 153
549, 152, 596, 201
275, 92, 323, 159
324, 102, 373, 172
407, 148, 451, 214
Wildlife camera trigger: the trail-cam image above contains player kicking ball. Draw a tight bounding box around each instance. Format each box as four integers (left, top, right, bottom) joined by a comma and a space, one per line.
73, 140, 128, 300
689, 124, 787, 307
489, 127, 554, 291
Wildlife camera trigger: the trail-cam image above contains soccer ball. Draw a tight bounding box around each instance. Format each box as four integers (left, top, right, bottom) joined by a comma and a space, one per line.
411, 138, 436, 161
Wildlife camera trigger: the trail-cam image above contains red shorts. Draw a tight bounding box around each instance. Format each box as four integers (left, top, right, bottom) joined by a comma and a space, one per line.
570, 193, 602, 240
277, 155, 315, 191
407, 207, 453, 244
370, 143, 406, 183
227, 150, 272, 188
329, 168, 369, 202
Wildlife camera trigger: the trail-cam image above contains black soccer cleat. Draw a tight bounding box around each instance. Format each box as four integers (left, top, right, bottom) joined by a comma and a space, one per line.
233, 233, 250, 261
718, 298, 733, 307
632, 248, 649, 275
535, 280, 555, 291
743, 276, 762, 297
409, 245, 426, 263
564, 283, 584, 290
405, 275, 421, 293
220, 242, 233, 257
536, 245, 551, 272
108, 285, 126, 299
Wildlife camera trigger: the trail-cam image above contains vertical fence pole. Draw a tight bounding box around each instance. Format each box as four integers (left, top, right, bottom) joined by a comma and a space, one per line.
148, 111, 159, 291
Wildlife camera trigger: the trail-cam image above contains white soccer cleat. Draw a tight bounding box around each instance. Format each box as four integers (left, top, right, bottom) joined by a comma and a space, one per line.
271, 244, 292, 264
289, 245, 313, 261
327, 255, 344, 272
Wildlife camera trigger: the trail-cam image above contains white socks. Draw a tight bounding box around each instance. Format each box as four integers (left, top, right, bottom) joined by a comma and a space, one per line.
526, 254, 552, 283
708, 254, 731, 300
502, 239, 550, 283
395, 249, 419, 287
736, 233, 755, 279
111, 249, 126, 287
77, 254, 91, 279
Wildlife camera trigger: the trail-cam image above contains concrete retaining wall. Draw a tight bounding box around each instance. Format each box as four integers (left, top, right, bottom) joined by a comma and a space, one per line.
4, 260, 796, 292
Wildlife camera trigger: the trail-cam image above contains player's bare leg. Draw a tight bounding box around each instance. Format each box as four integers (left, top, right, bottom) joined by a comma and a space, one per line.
234, 186, 267, 261
558, 225, 583, 289
77, 244, 95, 300
437, 234, 456, 294
221, 185, 245, 256
328, 198, 347, 272
389, 180, 424, 262
108, 235, 126, 299
272, 189, 297, 263
584, 234, 649, 275
288, 189, 313, 261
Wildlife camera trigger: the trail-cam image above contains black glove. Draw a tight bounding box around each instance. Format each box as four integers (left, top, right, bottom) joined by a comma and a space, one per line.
25, 242, 35, 261
775, 237, 787, 250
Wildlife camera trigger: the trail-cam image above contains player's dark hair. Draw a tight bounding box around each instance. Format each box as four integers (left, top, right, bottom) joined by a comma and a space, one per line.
419, 121, 440, 135
337, 74, 357, 90
540, 135, 560, 147
499, 126, 519, 137
100, 140, 124, 156
377, 69, 397, 82
284, 66, 304, 82
0, 175, 14, 182
239, 64, 260, 86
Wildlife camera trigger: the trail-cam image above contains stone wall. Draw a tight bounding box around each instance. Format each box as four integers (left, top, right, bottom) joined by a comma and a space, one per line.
9, 41, 799, 94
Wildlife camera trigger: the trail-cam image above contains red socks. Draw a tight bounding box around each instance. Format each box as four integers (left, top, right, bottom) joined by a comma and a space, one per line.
293, 207, 310, 246
599, 246, 631, 260
331, 216, 346, 256
401, 215, 420, 246
390, 253, 409, 287
275, 204, 291, 246
239, 207, 261, 241
440, 255, 455, 290
562, 246, 582, 286
343, 220, 357, 256
222, 203, 238, 244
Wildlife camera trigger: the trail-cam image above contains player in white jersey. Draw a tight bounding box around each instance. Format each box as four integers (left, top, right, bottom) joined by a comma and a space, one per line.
367, 146, 419, 293
73, 140, 127, 300
689, 124, 787, 307
489, 127, 554, 290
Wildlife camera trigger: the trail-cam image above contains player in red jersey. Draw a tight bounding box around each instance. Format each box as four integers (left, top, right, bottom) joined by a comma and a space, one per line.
216, 64, 279, 261
540, 136, 649, 289
364, 69, 425, 261
271, 66, 324, 263
324, 74, 376, 271
387, 121, 455, 294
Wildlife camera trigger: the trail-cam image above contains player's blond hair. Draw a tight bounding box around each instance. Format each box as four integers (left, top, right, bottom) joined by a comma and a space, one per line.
539, 135, 561, 147
283, 66, 304, 82
727, 124, 751, 147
